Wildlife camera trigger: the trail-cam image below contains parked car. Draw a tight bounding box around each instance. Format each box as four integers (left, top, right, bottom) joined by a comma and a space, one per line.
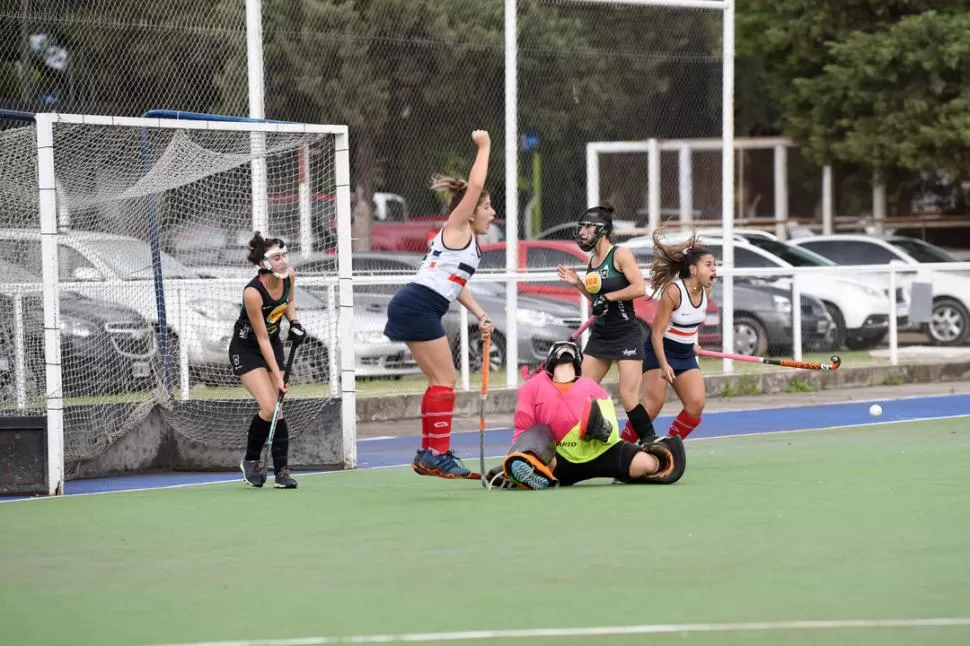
297, 252, 582, 370
790, 234, 970, 346
0, 262, 157, 399
0, 230, 238, 376
624, 248, 833, 355
196, 255, 422, 381
478, 240, 723, 347
0, 229, 404, 386
629, 234, 902, 351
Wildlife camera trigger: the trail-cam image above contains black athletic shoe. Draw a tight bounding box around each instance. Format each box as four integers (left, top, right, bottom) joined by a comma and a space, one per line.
274, 468, 298, 489
240, 459, 264, 488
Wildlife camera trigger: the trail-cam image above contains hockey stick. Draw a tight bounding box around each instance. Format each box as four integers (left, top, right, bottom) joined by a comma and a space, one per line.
520, 314, 599, 380
260, 330, 305, 481
697, 349, 841, 371
478, 333, 490, 486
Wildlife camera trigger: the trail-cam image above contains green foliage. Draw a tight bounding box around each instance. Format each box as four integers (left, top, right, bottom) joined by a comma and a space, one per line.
738, 1, 970, 178
882, 373, 907, 386
784, 377, 817, 393
737, 374, 762, 396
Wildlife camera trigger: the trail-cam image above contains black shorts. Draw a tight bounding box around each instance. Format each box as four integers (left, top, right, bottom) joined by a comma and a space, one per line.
553, 441, 642, 486
228, 337, 284, 377
583, 320, 644, 362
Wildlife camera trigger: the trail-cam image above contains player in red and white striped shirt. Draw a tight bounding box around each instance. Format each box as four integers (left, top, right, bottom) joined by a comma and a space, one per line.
384, 130, 495, 478
639, 229, 717, 440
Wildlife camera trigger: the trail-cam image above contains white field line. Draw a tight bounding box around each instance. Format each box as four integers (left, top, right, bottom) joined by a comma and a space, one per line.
148, 617, 970, 646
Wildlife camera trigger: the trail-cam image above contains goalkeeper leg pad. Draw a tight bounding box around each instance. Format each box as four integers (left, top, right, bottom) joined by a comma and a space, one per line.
637, 435, 686, 485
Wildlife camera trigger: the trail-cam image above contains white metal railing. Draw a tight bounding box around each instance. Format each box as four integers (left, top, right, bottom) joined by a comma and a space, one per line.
4, 261, 969, 407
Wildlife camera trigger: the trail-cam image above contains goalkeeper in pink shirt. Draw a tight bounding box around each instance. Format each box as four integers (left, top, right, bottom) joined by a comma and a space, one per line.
485, 340, 686, 490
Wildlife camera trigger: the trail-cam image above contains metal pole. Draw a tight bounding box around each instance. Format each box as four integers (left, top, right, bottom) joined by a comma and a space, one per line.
720, 0, 735, 373
504, 0, 519, 386
246, 0, 268, 234
774, 143, 788, 240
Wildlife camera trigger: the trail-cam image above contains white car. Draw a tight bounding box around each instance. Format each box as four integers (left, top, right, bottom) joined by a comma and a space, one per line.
0, 229, 238, 374
625, 234, 902, 350
0, 229, 418, 385
789, 235, 970, 346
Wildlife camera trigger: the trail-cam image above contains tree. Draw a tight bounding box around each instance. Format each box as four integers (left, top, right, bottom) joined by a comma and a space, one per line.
791, 11, 970, 179
738, 1, 970, 167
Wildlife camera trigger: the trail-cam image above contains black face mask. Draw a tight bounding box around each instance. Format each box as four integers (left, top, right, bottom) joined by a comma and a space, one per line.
574, 221, 609, 252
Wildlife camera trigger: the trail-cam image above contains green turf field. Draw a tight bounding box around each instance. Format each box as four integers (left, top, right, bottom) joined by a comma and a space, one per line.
1, 419, 968, 646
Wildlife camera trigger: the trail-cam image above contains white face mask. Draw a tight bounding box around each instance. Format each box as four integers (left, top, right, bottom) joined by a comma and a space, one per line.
262, 246, 289, 279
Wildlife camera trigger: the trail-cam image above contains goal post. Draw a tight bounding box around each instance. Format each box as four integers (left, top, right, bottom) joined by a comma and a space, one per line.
1, 110, 355, 495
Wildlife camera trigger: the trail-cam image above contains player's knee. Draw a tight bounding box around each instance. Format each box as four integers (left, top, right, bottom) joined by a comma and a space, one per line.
683, 397, 705, 417
628, 450, 659, 479
618, 384, 640, 410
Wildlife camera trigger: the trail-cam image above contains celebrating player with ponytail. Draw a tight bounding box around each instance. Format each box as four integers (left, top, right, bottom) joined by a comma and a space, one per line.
556, 204, 658, 445
232, 232, 303, 489
383, 130, 495, 479
640, 228, 717, 440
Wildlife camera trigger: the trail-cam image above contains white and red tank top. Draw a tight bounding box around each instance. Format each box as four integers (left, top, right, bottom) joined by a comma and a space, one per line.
663, 278, 707, 347
411, 228, 481, 303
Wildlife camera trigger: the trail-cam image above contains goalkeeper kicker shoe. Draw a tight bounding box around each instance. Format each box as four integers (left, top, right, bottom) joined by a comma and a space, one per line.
240, 459, 264, 488
274, 468, 298, 489
503, 452, 558, 490
639, 435, 686, 484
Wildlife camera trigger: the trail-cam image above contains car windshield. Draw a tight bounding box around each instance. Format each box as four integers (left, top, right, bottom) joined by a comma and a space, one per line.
747, 239, 834, 267
888, 238, 958, 263
85, 240, 199, 279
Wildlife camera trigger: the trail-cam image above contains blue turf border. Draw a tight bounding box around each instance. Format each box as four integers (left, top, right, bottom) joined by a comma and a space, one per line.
4, 393, 968, 499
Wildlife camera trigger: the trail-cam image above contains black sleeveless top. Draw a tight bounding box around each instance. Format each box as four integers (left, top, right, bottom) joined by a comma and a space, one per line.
584, 246, 636, 326
234, 273, 291, 347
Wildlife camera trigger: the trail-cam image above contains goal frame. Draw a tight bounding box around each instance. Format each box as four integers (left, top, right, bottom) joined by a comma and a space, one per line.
30, 111, 355, 495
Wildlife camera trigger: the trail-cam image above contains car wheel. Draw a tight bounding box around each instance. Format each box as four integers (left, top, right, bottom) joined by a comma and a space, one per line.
821, 302, 847, 352
734, 314, 768, 357
928, 298, 970, 346
469, 330, 505, 371
289, 340, 330, 385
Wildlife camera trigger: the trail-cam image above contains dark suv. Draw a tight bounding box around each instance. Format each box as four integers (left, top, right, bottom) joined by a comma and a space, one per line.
0, 263, 157, 399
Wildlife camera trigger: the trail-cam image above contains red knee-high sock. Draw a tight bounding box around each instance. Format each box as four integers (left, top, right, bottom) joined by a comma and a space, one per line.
668, 410, 701, 439
620, 420, 639, 443
419, 388, 430, 450
423, 385, 455, 454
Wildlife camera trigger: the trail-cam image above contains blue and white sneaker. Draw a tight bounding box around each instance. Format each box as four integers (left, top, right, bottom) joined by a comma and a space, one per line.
412, 449, 475, 479
411, 449, 432, 476
502, 452, 558, 490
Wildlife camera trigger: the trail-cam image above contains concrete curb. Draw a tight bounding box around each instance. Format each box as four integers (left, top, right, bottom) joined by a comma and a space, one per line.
356, 360, 970, 423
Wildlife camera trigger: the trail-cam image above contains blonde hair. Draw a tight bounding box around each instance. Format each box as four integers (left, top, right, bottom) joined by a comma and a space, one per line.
430, 173, 489, 213
648, 226, 712, 298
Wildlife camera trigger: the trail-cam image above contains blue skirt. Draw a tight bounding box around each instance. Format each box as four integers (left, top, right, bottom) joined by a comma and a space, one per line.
384, 283, 450, 342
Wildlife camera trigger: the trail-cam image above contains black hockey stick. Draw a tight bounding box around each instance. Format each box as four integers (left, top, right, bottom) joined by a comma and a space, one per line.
260, 328, 305, 481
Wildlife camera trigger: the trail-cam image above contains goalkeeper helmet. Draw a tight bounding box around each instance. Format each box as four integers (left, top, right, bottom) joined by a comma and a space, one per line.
545, 340, 583, 377
573, 205, 614, 252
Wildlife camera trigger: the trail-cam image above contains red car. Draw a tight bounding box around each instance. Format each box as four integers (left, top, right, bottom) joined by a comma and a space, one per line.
478, 240, 722, 346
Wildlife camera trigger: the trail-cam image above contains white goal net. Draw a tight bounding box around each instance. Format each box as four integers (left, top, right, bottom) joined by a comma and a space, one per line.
0, 112, 354, 494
